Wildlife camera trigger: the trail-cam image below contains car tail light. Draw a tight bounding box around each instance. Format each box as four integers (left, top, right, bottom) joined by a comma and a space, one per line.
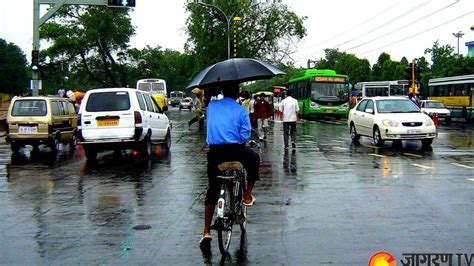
134, 111, 142, 125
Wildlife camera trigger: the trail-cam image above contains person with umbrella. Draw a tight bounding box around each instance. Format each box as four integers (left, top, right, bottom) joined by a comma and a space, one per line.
201, 81, 260, 243
186, 58, 285, 244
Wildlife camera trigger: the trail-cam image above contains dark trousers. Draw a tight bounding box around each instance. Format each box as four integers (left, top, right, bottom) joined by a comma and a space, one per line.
206, 144, 260, 206
283, 122, 297, 148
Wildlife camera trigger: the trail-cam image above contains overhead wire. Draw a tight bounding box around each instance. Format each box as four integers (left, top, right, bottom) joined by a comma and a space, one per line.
293, 0, 431, 63
344, 0, 460, 52
358, 10, 474, 56
332, 0, 433, 49
301, 1, 403, 50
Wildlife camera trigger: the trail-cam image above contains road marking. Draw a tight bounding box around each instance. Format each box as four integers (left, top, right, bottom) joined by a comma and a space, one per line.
362, 144, 379, 149
369, 153, 386, 158
301, 135, 313, 138
467, 178, 474, 182
331, 140, 345, 143
451, 163, 474, 169
403, 153, 423, 158
333, 147, 347, 150
411, 163, 432, 169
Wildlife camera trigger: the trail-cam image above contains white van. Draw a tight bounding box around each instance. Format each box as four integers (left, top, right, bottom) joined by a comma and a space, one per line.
77, 88, 171, 160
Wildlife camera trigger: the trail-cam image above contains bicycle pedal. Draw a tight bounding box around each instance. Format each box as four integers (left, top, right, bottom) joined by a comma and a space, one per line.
209, 223, 218, 230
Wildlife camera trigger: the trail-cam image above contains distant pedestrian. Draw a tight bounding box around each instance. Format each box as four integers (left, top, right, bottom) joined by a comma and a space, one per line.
349, 90, 358, 109
254, 93, 271, 140
188, 89, 205, 130
280, 90, 299, 149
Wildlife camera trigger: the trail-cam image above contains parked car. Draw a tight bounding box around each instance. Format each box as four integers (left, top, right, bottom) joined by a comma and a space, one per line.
419, 100, 451, 123
179, 97, 193, 110
348, 96, 436, 147
6, 96, 78, 153
77, 88, 171, 160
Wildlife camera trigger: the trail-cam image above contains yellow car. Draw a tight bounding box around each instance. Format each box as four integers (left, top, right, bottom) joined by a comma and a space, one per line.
6, 96, 78, 153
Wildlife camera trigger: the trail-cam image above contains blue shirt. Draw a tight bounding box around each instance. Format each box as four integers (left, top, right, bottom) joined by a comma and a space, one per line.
206, 97, 251, 145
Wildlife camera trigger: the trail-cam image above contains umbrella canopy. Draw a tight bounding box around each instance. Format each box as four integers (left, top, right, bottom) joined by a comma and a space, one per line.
186, 58, 285, 89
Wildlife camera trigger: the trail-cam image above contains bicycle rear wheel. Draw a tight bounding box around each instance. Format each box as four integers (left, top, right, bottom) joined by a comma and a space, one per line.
239, 176, 247, 232
217, 182, 234, 255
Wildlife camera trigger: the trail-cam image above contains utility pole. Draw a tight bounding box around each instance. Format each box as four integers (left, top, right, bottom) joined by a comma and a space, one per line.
452, 31, 464, 55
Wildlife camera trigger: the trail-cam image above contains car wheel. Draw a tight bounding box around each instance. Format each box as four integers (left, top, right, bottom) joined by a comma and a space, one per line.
69, 135, 77, 150
10, 143, 20, 153
445, 117, 451, 125
49, 137, 60, 153
161, 131, 171, 151
350, 123, 360, 143
373, 126, 384, 147
142, 135, 152, 158
421, 138, 433, 147
84, 146, 98, 161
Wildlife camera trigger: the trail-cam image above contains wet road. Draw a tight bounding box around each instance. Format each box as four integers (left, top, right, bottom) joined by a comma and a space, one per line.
0, 108, 473, 265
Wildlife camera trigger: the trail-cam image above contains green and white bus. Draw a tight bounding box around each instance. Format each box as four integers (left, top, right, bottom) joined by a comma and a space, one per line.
287, 69, 351, 118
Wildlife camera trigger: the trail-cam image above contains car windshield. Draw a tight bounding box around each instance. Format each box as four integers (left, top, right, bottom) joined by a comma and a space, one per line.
376, 99, 420, 113
11, 99, 47, 116
425, 101, 445, 108
85, 91, 131, 112
310, 82, 349, 102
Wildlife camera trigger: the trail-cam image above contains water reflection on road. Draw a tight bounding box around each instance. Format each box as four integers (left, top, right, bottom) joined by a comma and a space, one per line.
0, 110, 472, 264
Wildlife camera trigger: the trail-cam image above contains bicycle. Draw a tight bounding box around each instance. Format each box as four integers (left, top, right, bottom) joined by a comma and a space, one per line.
213, 161, 247, 255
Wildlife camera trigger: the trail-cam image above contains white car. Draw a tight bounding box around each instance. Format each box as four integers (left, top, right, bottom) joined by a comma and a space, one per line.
179, 97, 193, 110
77, 88, 171, 160
348, 97, 436, 147
419, 100, 451, 122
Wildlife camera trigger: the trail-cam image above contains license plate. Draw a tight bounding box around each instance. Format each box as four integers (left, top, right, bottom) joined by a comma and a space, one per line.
97, 120, 119, 127
326, 109, 333, 113
407, 129, 421, 134
19, 126, 37, 133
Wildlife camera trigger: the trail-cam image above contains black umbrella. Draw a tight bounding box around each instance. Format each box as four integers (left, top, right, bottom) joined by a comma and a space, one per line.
186, 58, 286, 89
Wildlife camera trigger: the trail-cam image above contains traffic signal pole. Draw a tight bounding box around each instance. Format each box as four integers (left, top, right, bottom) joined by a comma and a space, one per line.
408, 59, 419, 95
31, 0, 135, 96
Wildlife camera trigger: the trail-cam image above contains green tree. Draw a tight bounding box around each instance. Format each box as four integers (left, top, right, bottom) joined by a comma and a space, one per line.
41, 5, 135, 91
316, 49, 371, 84
128, 46, 199, 92
0, 39, 28, 94
185, 1, 306, 68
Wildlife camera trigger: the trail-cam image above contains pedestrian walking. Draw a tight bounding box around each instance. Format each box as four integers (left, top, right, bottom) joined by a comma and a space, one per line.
254, 92, 271, 140
280, 90, 299, 149
188, 89, 205, 130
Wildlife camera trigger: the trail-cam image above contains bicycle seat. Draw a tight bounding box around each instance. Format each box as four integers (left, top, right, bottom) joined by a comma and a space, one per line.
218, 161, 243, 171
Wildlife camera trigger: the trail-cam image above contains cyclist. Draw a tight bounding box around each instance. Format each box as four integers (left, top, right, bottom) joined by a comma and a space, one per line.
200, 81, 260, 244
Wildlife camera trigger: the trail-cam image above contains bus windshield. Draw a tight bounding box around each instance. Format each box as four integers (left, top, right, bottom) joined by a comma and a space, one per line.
310, 82, 349, 102
138, 82, 166, 94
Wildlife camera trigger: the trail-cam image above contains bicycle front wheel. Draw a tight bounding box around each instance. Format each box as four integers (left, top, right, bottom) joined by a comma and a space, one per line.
217, 182, 233, 255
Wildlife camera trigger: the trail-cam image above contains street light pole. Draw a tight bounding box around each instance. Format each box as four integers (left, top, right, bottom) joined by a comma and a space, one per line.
196, 1, 237, 59
453, 31, 465, 55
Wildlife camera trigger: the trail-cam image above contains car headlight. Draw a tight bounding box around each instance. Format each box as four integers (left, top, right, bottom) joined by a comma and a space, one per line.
425, 119, 434, 126
382, 119, 399, 127
310, 102, 319, 109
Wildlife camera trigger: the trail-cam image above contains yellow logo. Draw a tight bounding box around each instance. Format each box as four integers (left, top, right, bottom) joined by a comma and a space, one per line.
369, 251, 396, 266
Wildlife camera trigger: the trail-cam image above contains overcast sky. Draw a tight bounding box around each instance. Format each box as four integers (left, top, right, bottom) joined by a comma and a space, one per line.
1, 0, 473, 67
